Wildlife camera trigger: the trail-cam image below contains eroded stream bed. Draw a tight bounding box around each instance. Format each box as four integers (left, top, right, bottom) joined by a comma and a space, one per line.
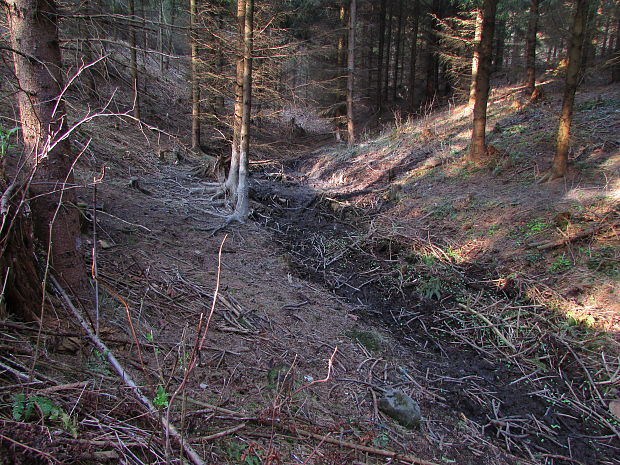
252, 169, 620, 465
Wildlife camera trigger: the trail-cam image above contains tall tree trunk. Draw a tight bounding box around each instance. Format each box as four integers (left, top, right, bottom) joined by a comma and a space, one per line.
469, 8, 483, 105
384, 0, 394, 102
233, 0, 253, 220
158, 1, 165, 72
581, 0, 600, 70
165, 0, 177, 70
376, 0, 387, 110
424, 0, 441, 104
600, 16, 611, 58
469, 0, 498, 163
611, 15, 620, 82
190, 0, 201, 149
347, 0, 357, 145
392, 0, 403, 101
408, 0, 420, 112
129, 0, 141, 119
550, 0, 587, 179
493, 18, 505, 71
525, 0, 540, 96
338, 3, 347, 110
6, 0, 87, 302
225, 0, 246, 196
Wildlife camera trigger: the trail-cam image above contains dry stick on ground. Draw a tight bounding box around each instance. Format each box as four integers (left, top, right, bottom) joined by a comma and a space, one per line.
50, 275, 207, 465
531, 218, 620, 250
164, 234, 227, 458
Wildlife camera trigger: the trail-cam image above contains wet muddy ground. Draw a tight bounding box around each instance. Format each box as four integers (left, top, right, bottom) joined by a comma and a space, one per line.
252, 168, 620, 465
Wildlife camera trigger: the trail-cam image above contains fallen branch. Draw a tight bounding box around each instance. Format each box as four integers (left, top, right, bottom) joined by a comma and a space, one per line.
196, 423, 246, 441
531, 219, 620, 250
292, 427, 441, 465
50, 275, 206, 465
458, 303, 516, 351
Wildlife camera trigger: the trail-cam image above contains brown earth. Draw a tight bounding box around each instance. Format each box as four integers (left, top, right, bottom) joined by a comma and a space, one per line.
1, 58, 619, 465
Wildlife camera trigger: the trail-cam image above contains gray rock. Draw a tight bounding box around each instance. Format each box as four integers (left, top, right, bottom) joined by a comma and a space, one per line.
377, 389, 422, 428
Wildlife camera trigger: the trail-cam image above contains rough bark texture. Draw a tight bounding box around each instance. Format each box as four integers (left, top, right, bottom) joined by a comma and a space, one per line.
376, 0, 387, 110
347, 0, 357, 145
408, 0, 420, 112
129, 0, 140, 119
493, 18, 505, 72
392, 0, 403, 101
469, 0, 498, 163
233, 0, 253, 220
0, 172, 41, 321
225, 0, 247, 195
190, 0, 200, 149
6, 0, 87, 301
612, 16, 620, 82
469, 8, 483, 106
384, 0, 394, 102
424, 0, 441, 104
525, 0, 540, 96
551, 0, 587, 179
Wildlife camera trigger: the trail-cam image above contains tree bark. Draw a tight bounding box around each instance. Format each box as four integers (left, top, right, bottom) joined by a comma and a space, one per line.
392, 0, 404, 101
408, 0, 420, 112
233, 0, 253, 220
551, 0, 587, 179
190, 0, 201, 149
6, 0, 87, 302
469, 0, 498, 163
376, 0, 387, 110
525, 0, 540, 96
612, 15, 620, 82
347, 0, 357, 145
469, 8, 483, 106
225, 0, 246, 195
0, 169, 41, 321
128, 0, 140, 119
384, 0, 394, 103
581, 0, 600, 70
424, 0, 441, 104
493, 18, 505, 72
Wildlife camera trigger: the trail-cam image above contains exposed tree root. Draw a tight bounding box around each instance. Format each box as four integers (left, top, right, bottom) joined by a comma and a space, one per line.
531, 219, 620, 250
536, 170, 565, 183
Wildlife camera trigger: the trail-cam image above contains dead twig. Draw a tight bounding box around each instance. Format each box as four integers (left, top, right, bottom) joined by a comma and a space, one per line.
50, 275, 207, 465
195, 423, 246, 441
531, 219, 620, 250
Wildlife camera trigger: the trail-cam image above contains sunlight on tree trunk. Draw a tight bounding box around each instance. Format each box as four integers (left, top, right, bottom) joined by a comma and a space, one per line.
6, 0, 87, 300
233, 0, 254, 221
469, 8, 483, 106
225, 0, 246, 198
469, 0, 498, 164
347, 0, 357, 145
549, 0, 587, 180
190, 0, 200, 149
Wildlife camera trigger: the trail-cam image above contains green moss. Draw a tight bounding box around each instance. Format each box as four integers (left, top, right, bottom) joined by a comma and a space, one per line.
345, 329, 382, 353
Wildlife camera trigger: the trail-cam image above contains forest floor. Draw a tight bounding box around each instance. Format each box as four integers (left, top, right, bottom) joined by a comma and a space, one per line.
1, 64, 619, 465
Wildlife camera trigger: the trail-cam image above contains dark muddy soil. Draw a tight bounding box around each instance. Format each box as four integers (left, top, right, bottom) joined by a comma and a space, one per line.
252, 169, 620, 465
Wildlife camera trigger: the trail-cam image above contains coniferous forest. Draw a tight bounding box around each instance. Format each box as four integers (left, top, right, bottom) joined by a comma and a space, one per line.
1, 0, 619, 463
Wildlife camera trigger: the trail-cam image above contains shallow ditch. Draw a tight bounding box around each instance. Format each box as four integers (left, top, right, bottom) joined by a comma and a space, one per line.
252, 171, 620, 465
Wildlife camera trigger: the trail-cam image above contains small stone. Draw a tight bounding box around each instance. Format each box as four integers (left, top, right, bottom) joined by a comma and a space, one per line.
378, 389, 422, 428
610, 400, 620, 421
